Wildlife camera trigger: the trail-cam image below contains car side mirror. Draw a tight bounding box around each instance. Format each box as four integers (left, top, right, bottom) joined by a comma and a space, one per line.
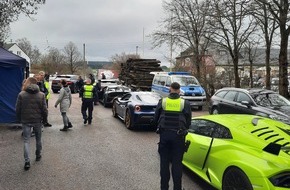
241, 101, 251, 107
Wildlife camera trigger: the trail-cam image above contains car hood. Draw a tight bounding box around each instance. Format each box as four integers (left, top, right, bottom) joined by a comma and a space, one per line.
255, 105, 290, 117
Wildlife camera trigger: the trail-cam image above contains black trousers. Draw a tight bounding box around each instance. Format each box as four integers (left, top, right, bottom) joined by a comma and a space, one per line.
81, 99, 94, 121
158, 130, 185, 190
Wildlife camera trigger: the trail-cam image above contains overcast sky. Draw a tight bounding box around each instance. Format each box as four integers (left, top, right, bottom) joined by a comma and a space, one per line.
9, 0, 172, 66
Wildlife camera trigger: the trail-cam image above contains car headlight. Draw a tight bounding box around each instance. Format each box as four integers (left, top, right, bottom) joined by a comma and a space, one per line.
180, 90, 185, 96
269, 114, 290, 124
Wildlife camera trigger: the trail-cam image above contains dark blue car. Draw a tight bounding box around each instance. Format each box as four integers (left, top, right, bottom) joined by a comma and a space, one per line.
112, 91, 162, 130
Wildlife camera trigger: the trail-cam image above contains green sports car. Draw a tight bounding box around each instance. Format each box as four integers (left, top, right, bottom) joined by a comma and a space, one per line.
183, 114, 290, 190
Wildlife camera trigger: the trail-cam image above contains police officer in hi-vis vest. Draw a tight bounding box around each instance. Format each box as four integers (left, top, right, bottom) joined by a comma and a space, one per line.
153, 82, 192, 190
79, 79, 97, 125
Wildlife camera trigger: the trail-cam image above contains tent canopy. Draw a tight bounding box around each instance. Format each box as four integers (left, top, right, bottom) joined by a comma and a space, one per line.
0, 47, 27, 123
0, 47, 27, 68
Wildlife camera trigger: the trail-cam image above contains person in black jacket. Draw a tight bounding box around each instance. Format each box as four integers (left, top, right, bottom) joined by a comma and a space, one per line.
152, 82, 192, 190
16, 77, 48, 171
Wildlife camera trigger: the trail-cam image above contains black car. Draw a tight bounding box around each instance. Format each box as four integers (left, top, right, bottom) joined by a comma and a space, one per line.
100, 85, 131, 107
51, 75, 79, 93
209, 87, 290, 125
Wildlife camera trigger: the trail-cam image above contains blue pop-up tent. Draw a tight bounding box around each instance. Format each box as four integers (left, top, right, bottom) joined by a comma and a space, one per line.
0, 47, 27, 123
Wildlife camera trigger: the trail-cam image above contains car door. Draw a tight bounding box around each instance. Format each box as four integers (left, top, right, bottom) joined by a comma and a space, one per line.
183, 119, 232, 170
218, 90, 237, 114
234, 92, 256, 114
183, 120, 219, 170
116, 93, 132, 119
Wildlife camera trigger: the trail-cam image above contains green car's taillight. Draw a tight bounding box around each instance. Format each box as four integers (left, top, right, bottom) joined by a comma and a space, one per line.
269, 172, 290, 187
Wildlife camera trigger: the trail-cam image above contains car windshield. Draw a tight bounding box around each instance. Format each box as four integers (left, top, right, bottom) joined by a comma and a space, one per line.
252, 93, 290, 107
136, 93, 161, 104
172, 76, 200, 86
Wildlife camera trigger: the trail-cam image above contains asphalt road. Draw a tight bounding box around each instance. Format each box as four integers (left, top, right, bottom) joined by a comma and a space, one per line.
0, 92, 215, 190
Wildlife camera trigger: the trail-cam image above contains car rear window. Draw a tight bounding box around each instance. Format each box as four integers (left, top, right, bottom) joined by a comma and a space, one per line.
136, 93, 161, 104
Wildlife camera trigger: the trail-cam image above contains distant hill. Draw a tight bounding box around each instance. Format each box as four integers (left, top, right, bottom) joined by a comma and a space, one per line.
87, 61, 113, 69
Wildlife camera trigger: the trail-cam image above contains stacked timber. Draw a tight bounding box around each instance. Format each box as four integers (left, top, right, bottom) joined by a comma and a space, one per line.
119, 58, 163, 91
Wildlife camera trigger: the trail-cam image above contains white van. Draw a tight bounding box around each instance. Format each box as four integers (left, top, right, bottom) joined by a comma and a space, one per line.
151, 72, 206, 110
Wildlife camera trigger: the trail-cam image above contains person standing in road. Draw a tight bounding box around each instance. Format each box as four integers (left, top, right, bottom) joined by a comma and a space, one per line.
55, 79, 73, 131
16, 77, 48, 171
44, 73, 51, 107
152, 82, 192, 190
76, 75, 84, 90
37, 71, 52, 127
79, 78, 97, 125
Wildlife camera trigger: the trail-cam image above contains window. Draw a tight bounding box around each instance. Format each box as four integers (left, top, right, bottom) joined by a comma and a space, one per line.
153, 76, 160, 85
189, 119, 232, 139
215, 90, 227, 98
236, 92, 251, 103
223, 91, 237, 101
165, 77, 171, 86
121, 94, 131, 101
159, 76, 167, 86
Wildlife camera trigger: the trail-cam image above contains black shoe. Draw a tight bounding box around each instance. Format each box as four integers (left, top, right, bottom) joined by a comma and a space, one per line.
68, 122, 73, 128
36, 155, 42, 161
44, 123, 52, 127
88, 120, 92, 125
24, 162, 30, 171
60, 127, 68, 131
84, 119, 87, 124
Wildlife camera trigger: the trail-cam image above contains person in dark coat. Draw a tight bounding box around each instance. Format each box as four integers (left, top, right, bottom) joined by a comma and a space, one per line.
152, 82, 192, 190
16, 77, 48, 171
76, 75, 84, 90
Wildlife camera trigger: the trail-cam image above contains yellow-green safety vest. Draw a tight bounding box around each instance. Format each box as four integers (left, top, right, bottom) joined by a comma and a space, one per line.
83, 85, 94, 99
162, 97, 184, 112
44, 81, 50, 100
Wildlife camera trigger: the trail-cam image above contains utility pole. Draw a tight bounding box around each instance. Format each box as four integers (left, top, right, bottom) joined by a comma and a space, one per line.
136, 46, 139, 55
83, 43, 86, 78
143, 27, 145, 58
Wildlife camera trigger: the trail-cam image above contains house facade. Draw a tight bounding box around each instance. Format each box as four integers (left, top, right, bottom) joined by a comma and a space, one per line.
4, 43, 31, 71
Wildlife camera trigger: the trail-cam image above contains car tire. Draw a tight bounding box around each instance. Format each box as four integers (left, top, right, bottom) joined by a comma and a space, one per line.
212, 107, 219, 114
125, 110, 133, 130
222, 167, 253, 190
52, 90, 58, 93
197, 106, 202, 111
112, 102, 118, 118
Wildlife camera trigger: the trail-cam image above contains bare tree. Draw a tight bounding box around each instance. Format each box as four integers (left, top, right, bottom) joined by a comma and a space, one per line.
63, 42, 82, 74
0, 0, 45, 44
256, 0, 290, 98
110, 52, 140, 73
16, 37, 42, 65
151, 0, 212, 81
40, 47, 65, 75
243, 37, 260, 88
252, 0, 278, 90
207, 0, 257, 88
